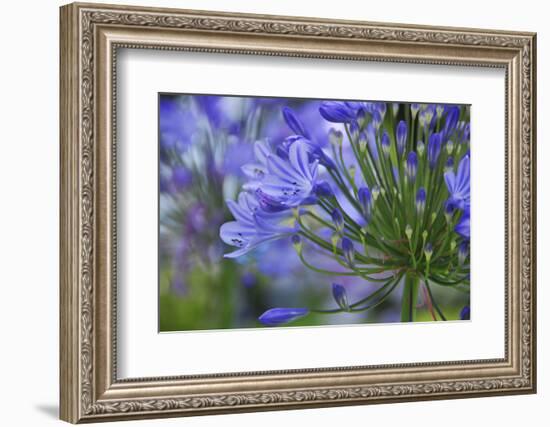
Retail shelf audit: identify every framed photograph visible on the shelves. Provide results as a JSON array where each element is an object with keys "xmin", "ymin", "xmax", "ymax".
[{"xmin": 60, "ymin": 2, "xmax": 537, "ymax": 423}]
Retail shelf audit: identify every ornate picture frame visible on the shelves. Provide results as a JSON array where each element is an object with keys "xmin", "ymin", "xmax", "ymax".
[{"xmin": 60, "ymin": 2, "xmax": 536, "ymax": 423}]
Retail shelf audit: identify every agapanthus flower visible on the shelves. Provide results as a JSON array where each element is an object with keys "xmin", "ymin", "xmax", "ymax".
[{"xmin": 218, "ymin": 99, "xmax": 471, "ymax": 326}]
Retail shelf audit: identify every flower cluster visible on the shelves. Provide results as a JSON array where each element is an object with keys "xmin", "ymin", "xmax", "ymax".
[{"xmin": 220, "ymin": 100, "xmax": 471, "ymax": 325}]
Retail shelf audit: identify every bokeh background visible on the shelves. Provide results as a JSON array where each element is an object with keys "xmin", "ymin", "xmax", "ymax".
[{"xmin": 158, "ymin": 94, "xmax": 469, "ymax": 331}]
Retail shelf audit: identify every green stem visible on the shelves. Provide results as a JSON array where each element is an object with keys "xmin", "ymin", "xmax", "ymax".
[{"xmin": 400, "ymin": 272, "xmax": 420, "ymax": 322}]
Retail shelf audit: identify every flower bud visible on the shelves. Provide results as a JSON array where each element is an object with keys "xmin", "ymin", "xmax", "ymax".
[
  {"xmin": 329, "ymin": 128, "xmax": 343, "ymax": 147},
  {"xmin": 411, "ymin": 103, "xmax": 420, "ymax": 119},
  {"xmin": 428, "ymin": 132, "xmax": 442, "ymax": 169},
  {"xmin": 396, "ymin": 120, "xmax": 408, "ymax": 156},
  {"xmin": 392, "ymin": 103, "xmax": 399, "ymax": 117},
  {"xmin": 292, "ymin": 234, "xmax": 303, "ymax": 254},
  {"xmin": 332, "ymin": 283, "xmax": 351, "ymax": 311},
  {"xmin": 349, "ymin": 120, "xmax": 360, "ymax": 141},
  {"xmin": 358, "ymin": 131, "xmax": 368, "ymax": 153},
  {"xmin": 258, "ymin": 307, "xmax": 309, "ymax": 326},
  {"xmin": 417, "ymin": 141, "xmax": 425, "ymax": 156},
  {"xmin": 446, "ymin": 139, "xmax": 454, "ymax": 155},
  {"xmin": 381, "ymin": 131, "xmax": 391, "ymax": 157},
  {"xmin": 416, "ymin": 187, "xmax": 426, "ymax": 215},
  {"xmin": 445, "ymin": 156, "xmax": 454, "ymax": 173},
  {"xmin": 372, "ymin": 185, "xmax": 380, "ymax": 201},
  {"xmin": 424, "ymin": 242, "xmax": 433, "ymax": 263},
  {"xmin": 358, "ymin": 186, "xmax": 372, "ymax": 219},
  {"xmin": 341, "ymin": 237, "xmax": 355, "ymax": 267},
  {"xmin": 436, "ymin": 104, "xmax": 444, "ymax": 119},
  {"xmin": 331, "ymin": 208, "xmax": 344, "ymax": 234},
  {"xmin": 406, "ymin": 151, "xmax": 418, "ymax": 182},
  {"xmin": 405, "ymin": 224, "xmax": 413, "ymax": 240},
  {"xmin": 458, "ymin": 241, "xmax": 469, "ymax": 265}
]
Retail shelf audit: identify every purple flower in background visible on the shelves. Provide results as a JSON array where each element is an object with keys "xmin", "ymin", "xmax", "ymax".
[{"xmin": 159, "ymin": 96, "xmax": 197, "ymax": 152}]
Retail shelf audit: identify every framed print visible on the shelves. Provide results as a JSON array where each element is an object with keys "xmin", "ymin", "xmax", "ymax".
[{"xmin": 59, "ymin": 2, "xmax": 537, "ymax": 423}]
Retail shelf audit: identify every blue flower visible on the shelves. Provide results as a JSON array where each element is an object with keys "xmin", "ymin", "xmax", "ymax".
[
  {"xmin": 444, "ymin": 154, "xmax": 470, "ymax": 211},
  {"xmin": 259, "ymin": 140, "xmax": 319, "ymax": 208},
  {"xmin": 319, "ymin": 101, "xmax": 356, "ymax": 123},
  {"xmin": 282, "ymin": 106, "xmax": 311, "ymax": 139},
  {"xmin": 241, "ymin": 140, "xmax": 273, "ymax": 190},
  {"xmin": 279, "ymin": 135, "xmax": 335, "ymax": 170},
  {"xmin": 332, "ymin": 283, "xmax": 350, "ymax": 311},
  {"xmin": 396, "ymin": 120, "xmax": 407, "ymax": 156},
  {"xmin": 258, "ymin": 307, "xmax": 309, "ymax": 326},
  {"xmin": 455, "ymin": 209, "xmax": 470, "ymax": 240},
  {"xmin": 220, "ymin": 192, "xmax": 297, "ymax": 258},
  {"xmin": 428, "ymin": 132, "xmax": 442, "ymax": 168}
]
